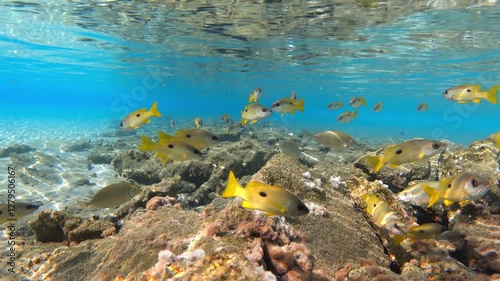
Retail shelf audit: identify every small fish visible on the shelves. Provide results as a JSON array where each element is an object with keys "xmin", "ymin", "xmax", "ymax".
[
  {"xmin": 172, "ymin": 129, "xmax": 219, "ymax": 150},
  {"xmin": 0, "ymin": 202, "xmax": 40, "ymax": 224},
  {"xmin": 337, "ymin": 110, "xmax": 358, "ymax": 123},
  {"xmin": 327, "ymin": 101, "xmax": 344, "ymax": 110},
  {"xmin": 364, "ymin": 139, "xmax": 447, "ymax": 173},
  {"xmin": 78, "ymin": 182, "xmax": 141, "ymax": 208},
  {"xmin": 395, "ymin": 223, "xmax": 447, "ymax": 245},
  {"xmin": 120, "ymin": 101, "xmax": 161, "ymax": 130},
  {"xmin": 278, "ymin": 139, "xmax": 301, "ymax": 159},
  {"xmin": 362, "ymin": 194, "xmax": 406, "ymax": 237},
  {"xmin": 194, "ymin": 117, "xmax": 203, "ymax": 128},
  {"xmin": 248, "ymin": 88, "xmax": 262, "ymax": 103},
  {"xmin": 443, "ymin": 84, "xmax": 498, "ymax": 104},
  {"xmin": 302, "ymin": 130, "xmax": 355, "ymax": 149},
  {"xmin": 422, "ymin": 172, "xmax": 490, "ymax": 207},
  {"xmin": 222, "ymin": 171, "xmax": 309, "ymax": 217},
  {"xmin": 220, "ymin": 114, "xmax": 231, "ymax": 123},
  {"xmin": 397, "ymin": 181, "xmax": 441, "ymax": 207},
  {"xmin": 241, "ymin": 103, "xmax": 272, "ymax": 126},
  {"xmin": 349, "ymin": 97, "xmax": 367, "ymax": 108},
  {"xmin": 170, "ymin": 119, "xmax": 175, "ymax": 127},
  {"xmin": 290, "ymin": 91, "xmax": 297, "ymax": 101},
  {"xmin": 226, "ymin": 122, "xmax": 244, "ymax": 136},
  {"xmin": 139, "ymin": 135, "xmax": 202, "ymax": 163},
  {"xmin": 417, "ymin": 103, "xmax": 428, "ymax": 112},
  {"xmin": 373, "ymin": 102, "xmax": 383, "ymax": 112},
  {"xmin": 271, "ymin": 97, "xmax": 305, "ymax": 116}
]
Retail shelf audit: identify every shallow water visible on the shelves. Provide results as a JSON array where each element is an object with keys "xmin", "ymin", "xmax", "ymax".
[{"xmin": 0, "ymin": 0, "xmax": 499, "ymax": 280}]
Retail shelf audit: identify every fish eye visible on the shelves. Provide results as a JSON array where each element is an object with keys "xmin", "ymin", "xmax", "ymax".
[
  {"xmin": 245, "ymin": 109, "xmax": 248, "ymax": 112},
  {"xmin": 212, "ymin": 136, "xmax": 219, "ymax": 141},
  {"xmin": 0, "ymin": 210, "xmax": 2, "ymax": 215},
  {"xmin": 136, "ymin": 113, "xmax": 141, "ymax": 117},
  {"xmin": 289, "ymin": 102, "xmax": 292, "ymax": 105},
  {"xmin": 466, "ymin": 89, "xmax": 471, "ymax": 92},
  {"xmin": 432, "ymin": 143, "xmax": 441, "ymax": 149},
  {"xmin": 419, "ymin": 230, "xmax": 425, "ymax": 233},
  {"xmin": 444, "ymin": 90, "xmax": 448, "ymax": 95},
  {"xmin": 394, "ymin": 223, "xmax": 401, "ymax": 230},
  {"xmin": 186, "ymin": 134, "xmax": 192, "ymax": 138},
  {"xmin": 259, "ymin": 192, "xmax": 267, "ymax": 197},
  {"xmin": 26, "ymin": 204, "xmax": 38, "ymax": 210},
  {"xmin": 339, "ymin": 117, "xmax": 343, "ymax": 120},
  {"xmin": 194, "ymin": 150, "xmax": 201, "ymax": 155},
  {"xmin": 168, "ymin": 144, "xmax": 174, "ymax": 149},
  {"xmin": 120, "ymin": 122, "xmax": 123, "ymax": 127},
  {"xmin": 471, "ymin": 179, "xmax": 478, "ymax": 187},
  {"xmin": 275, "ymin": 103, "xmax": 280, "ymax": 107},
  {"xmin": 262, "ymin": 108, "xmax": 268, "ymax": 112}
]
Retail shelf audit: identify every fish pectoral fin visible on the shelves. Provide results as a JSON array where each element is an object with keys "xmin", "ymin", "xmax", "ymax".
[
  {"xmin": 241, "ymin": 200, "xmax": 258, "ymax": 210},
  {"xmin": 443, "ymin": 200, "xmax": 455, "ymax": 206},
  {"xmin": 388, "ymin": 163, "xmax": 400, "ymax": 169},
  {"xmin": 422, "ymin": 185, "xmax": 441, "ymax": 207},
  {"xmin": 145, "ymin": 119, "xmax": 151, "ymax": 124},
  {"xmin": 393, "ymin": 234, "xmax": 406, "ymax": 246},
  {"xmin": 250, "ymin": 120, "xmax": 258, "ymax": 124},
  {"xmin": 457, "ymin": 100, "xmax": 467, "ymax": 104},
  {"xmin": 459, "ymin": 200, "xmax": 472, "ymax": 207},
  {"xmin": 472, "ymin": 99, "xmax": 481, "ymax": 104},
  {"xmin": 241, "ymin": 118, "xmax": 248, "ymax": 127}
]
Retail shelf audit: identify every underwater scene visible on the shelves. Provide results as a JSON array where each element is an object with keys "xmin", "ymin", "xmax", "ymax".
[{"xmin": 1, "ymin": 0, "xmax": 500, "ymax": 280}]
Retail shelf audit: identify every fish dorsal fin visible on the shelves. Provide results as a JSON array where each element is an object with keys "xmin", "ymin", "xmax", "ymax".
[{"xmin": 158, "ymin": 131, "xmax": 174, "ymax": 143}]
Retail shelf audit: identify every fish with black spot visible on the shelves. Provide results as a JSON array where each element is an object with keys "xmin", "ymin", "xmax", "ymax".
[
  {"xmin": 120, "ymin": 101, "xmax": 161, "ymax": 130},
  {"xmin": 361, "ymin": 193, "xmax": 406, "ymax": 243},
  {"xmin": 222, "ymin": 171, "xmax": 309, "ymax": 217},
  {"xmin": 363, "ymin": 139, "xmax": 447, "ymax": 173},
  {"xmin": 0, "ymin": 202, "xmax": 40, "ymax": 224},
  {"xmin": 139, "ymin": 133, "xmax": 202, "ymax": 163}
]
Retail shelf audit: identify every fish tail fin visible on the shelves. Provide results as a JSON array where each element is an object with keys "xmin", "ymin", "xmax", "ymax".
[
  {"xmin": 484, "ymin": 85, "xmax": 499, "ymax": 105},
  {"xmin": 222, "ymin": 171, "xmax": 243, "ymax": 198},
  {"xmin": 353, "ymin": 109, "xmax": 358, "ymax": 118},
  {"xmin": 296, "ymin": 99, "xmax": 305, "ymax": 113},
  {"xmin": 496, "ymin": 131, "xmax": 500, "ymax": 148},
  {"xmin": 422, "ymin": 185, "xmax": 441, "ymax": 208},
  {"xmin": 301, "ymin": 129, "xmax": 313, "ymax": 145},
  {"xmin": 393, "ymin": 234, "xmax": 406, "ymax": 246},
  {"xmin": 139, "ymin": 136, "xmax": 156, "ymax": 151},
  {"xmin": 77, "ymin": 201, "xmax": 90, "ymax": 208},
  {"xmin": 362, "ymin": 98, "xmax": 367, "ymax": 106},
  {"xmin": 149, "ymin": 101, "xmax": 162, "ymax": 117},
  {"xmin": 364, "ymin": 155, "xmax": 384, "ymax": 172}
]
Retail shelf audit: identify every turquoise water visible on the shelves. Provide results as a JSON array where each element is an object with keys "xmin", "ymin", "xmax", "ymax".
[{"xmin": 1, "ymin": 1, "xmax": 499, "ymax": 145}]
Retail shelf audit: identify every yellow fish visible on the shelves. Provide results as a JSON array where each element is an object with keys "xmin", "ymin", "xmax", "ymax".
[
  {"xmin": 78, "ymin": 182, "xmax": 141, "ymax": 208},
  {"xmin": 394, "ymin": 223, "xmax": 447, "ymax": 245},
  {"xmin": 241, "ymin": 103, "xmax": 272, "ymax": 126},
  {"xmin": 362, "ymin": 194, "xmax": 406, "ymax": 237},
  {"xmin": 443, "ymin": 84, "xmax": 499, "ymax": 104},
  {"xmin": 417, "ymin": 103, "xmax": 428, "ymax": 112},
  {"xmin": 120, "ymin": 101, "xmax": 161, "ymax": 130},
  {"xmin": 364, "ymin": 139, "xmax": 447, "ymax": 173},
  {"xmin": 139, "ymin": 135, "xmax": 202, "ymax": 163},
  {"xmin": 194, "ymin": 117, "xmax": 203, "ymax": 128},
  {"xmin": 396, "ymin": 181, "xmax": 441, "ymax": 208},
  {"xmin": 271, "ymin": 97, "xmax": 305, "ymax": 116},
  {"xmin": 422, "ymin": 172, "xmax": 490, "ymax": 207},
  {"xmin": 222, "ymin": 171, "xmax": 309, "ymax": 217},
  {"xmin": 171, "ymin": 129, "xmax": 219, "ymax": 150},
  {"xmin": 248, "ymin": 88, "xmax": 262, "ymax": 103},
  {"xmin": 0, "ymin": 202, "xmax": 40, "ymax": 224},
  {"xmin": 220, "ymin": 114, "xmax": 231, "ymax": 123},
  {"xmin": 349, "ymin": 97, "xmax": 367, "ymax": 108}
]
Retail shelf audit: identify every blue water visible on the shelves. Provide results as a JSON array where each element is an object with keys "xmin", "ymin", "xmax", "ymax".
[{"xmin": 1, "ymin": 2, "xmax": 499, "ymax": 145}]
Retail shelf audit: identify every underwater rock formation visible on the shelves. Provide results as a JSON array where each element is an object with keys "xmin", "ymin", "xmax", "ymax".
[
  {"xmin": 112, "ymin": 150, "xmax": 165, "ymax": 185},
  {"xmin": 0, "ymin": 144, "xmax": 36, "ymax": 157}
]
